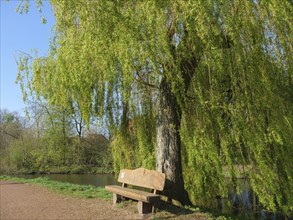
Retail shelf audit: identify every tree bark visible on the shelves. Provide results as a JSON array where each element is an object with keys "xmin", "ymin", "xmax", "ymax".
[{"xmin": 156, "ymin": 77, "xmax": 191, "ymax": 206}]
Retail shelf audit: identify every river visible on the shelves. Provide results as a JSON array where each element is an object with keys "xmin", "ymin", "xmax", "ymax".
[{"xmin": 17, "ymin": 173, "xmax": 118, "ymax": 187}]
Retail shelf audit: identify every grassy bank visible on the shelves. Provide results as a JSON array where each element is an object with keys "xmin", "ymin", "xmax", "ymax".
[{"xmin": 0, "ymin": 175, "xmax": 111, "ymax": 199}]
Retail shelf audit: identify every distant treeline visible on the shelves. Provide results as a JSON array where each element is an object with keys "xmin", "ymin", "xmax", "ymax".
[{"xmin": 0, "ymin": 104, "xmax": 113, "ymax": 174}]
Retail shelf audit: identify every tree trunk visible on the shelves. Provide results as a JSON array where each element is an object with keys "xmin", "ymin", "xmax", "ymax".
[{"xmin": 156, "ymin": 77, "xmax": 191, "ymax": 206}]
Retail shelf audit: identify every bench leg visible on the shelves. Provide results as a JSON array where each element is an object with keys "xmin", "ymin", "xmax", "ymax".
[
  {"xmin": 152, "ymin": 199, "xmax": 160, "ymax": 213},
  {"xmin": 113, "ymin": 193, "xmax": 122, "ymax": 205},
  {"xmin": 137, "ymin": 201, "xmax": 153, "ymax": 215}
]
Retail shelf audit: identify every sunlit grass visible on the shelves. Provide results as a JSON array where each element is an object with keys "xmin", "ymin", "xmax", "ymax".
[{"xmin": 0, "ymin": 175, "xmax": 111, "ymax": 199}]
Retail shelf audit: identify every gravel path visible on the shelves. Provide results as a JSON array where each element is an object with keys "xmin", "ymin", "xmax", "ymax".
[{"xmin": 0, "ymin": 181, "xmax": 140, "ymax": 220}]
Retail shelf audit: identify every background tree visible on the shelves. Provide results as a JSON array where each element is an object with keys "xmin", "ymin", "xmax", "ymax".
[
  {"xmin": 0, "ymin": 109, "xmax": 24, "ymax": 143},
  {"xmin": 0, "ymin": 109, "xmax": 24, "ymax": 171}
]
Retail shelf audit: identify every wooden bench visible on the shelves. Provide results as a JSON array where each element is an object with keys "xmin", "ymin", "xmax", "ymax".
[{"xmin": 105, "ymin": 168, "xmax": 165, "ymax": 215}]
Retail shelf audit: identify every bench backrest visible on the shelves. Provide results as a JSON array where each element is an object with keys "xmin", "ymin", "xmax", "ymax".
[{"xmin": 118, "ymin": 168, "xmax": 165, "ymax": 191}]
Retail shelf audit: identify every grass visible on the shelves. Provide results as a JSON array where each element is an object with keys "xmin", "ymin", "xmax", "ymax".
[{"xmin": 0, "ymin": 175, "xmax": 112, "ymax": 199}]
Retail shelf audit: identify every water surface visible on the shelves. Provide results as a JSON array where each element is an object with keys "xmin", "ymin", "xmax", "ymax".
[{"xmin": 17, "ymin": 173, "xmax": 117, "ymax": 187}]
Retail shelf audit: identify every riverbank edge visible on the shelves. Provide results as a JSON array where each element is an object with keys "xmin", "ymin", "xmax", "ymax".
[
  {"xmin": 0, "ymin": 175, "xmax": 112, "ymax": 199},
  {"xmin": 0, "ymin": 165, "xmax": 114, "ymax": 175}
]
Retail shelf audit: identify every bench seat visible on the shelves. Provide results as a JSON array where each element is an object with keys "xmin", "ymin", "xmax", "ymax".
[
  {"xmin": 105, "ymin": 168, "xmax": 165, "ymax": 215},
  {"xmin": 105, "ymin": 185, "xmax": 160, "ymax": 203}
]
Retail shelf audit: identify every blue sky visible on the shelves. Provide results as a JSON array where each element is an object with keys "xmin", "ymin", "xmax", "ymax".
[{"xmin": 0, "ymin": 0, "xmax": 55, "ymax": 114}]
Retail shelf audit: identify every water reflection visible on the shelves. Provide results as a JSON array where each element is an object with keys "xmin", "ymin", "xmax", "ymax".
[{"xmin": 217, "ymin": 178, "xmax": 286, "ymax": 220}]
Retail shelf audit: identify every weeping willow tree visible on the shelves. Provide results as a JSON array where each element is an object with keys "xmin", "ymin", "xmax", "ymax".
[{"xmin": 17, "ymin": 0, "xmax": 292, "ymax": 213}]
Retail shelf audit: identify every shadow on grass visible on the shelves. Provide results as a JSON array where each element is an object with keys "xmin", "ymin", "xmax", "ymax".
[
  {"xmin": 154, "ymin": 200, "xmax": 234, "ymax": 220},
  {"xmin": 158, "ymin": 200, "xmax": 193, "ymax": 215}
]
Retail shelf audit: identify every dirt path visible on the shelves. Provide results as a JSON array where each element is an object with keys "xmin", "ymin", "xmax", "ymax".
[
  {"xmin": 0, "ymin": 181, "xmax": 140, "ymax": 220},
  {"xmin": 0, "ymin": 181, "xmax": 212, "ymax": 220}
]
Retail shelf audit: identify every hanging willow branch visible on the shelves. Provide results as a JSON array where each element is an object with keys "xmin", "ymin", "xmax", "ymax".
[{"xmin": 16, "ymin": 0, "xmax": 293, "ymax": 215}]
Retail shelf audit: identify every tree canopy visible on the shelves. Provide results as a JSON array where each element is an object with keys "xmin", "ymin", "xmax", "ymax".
[{"xmin": 17, "ymin": 0, "xmax": 292, "ymax": 214}]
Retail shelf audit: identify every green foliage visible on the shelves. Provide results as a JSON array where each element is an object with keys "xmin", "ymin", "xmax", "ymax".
[
  {"xmin": 111, "ymin": 112, "xmax": 156, "ymax": 174},
  {"xmin": 1, "ymin": 133, "xmax": 113, "ymax": 174}
]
